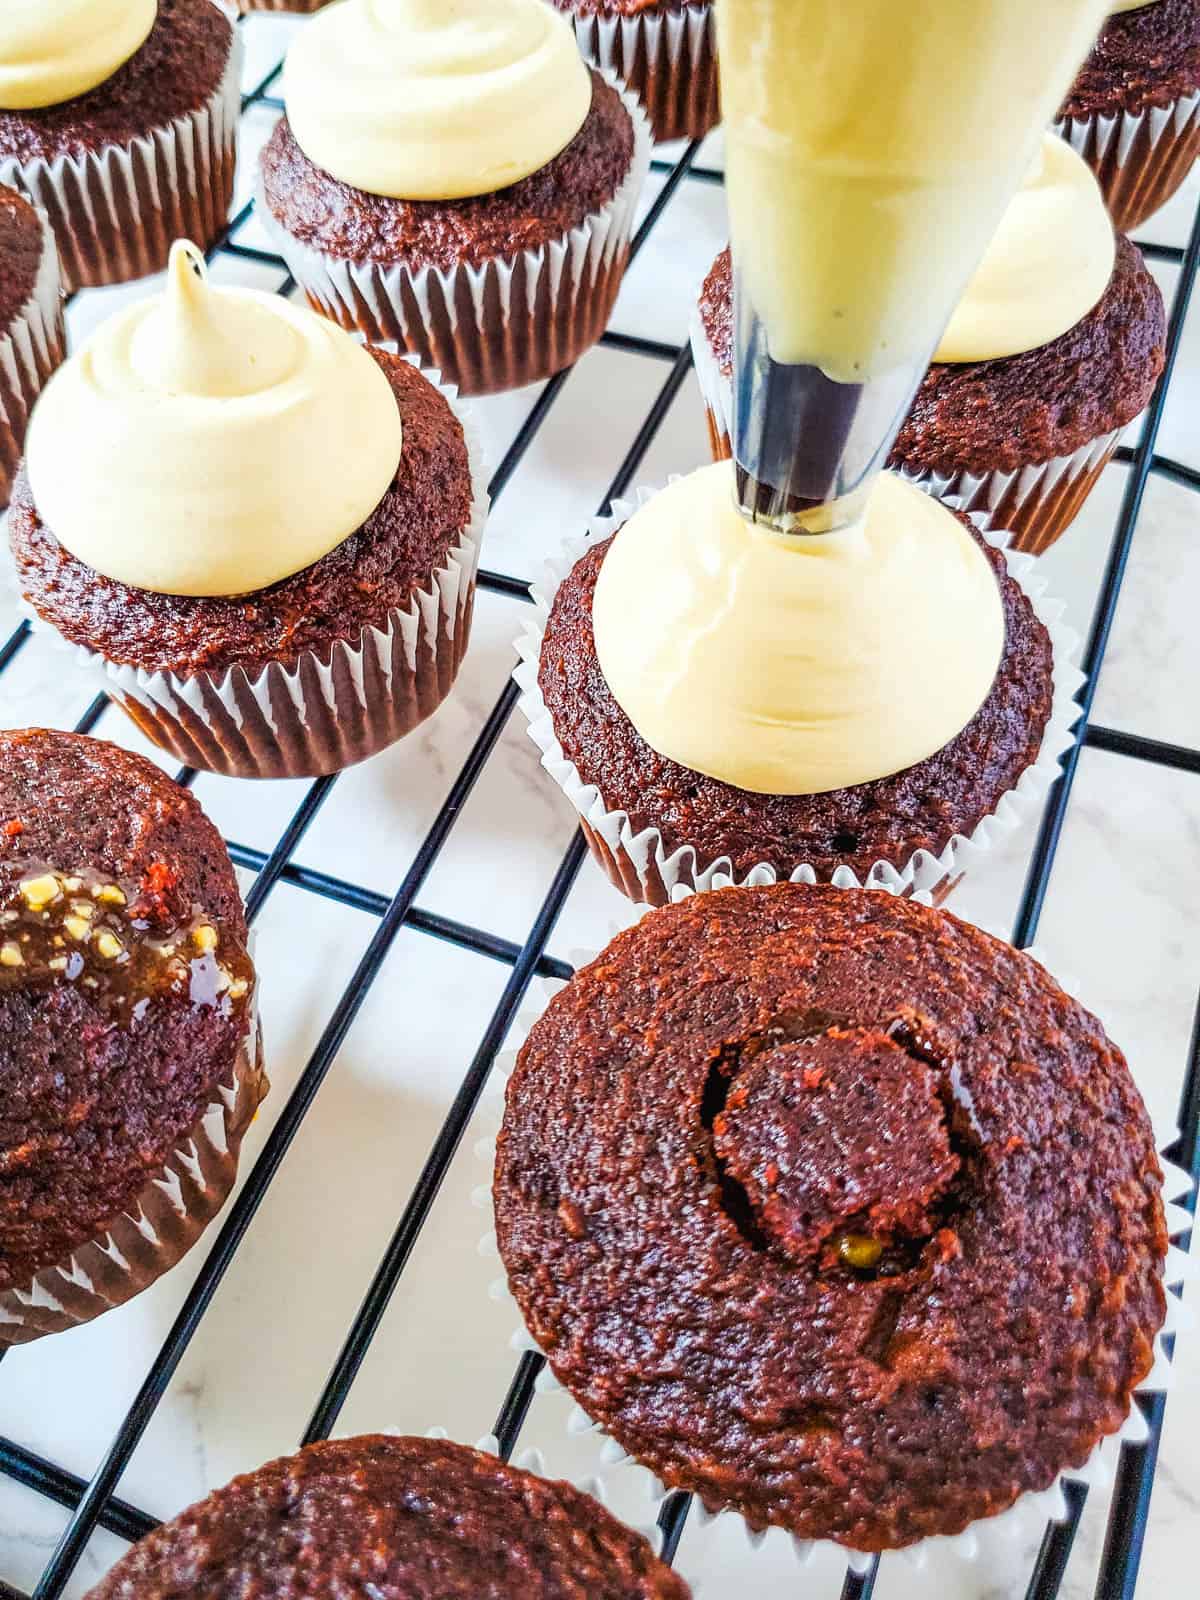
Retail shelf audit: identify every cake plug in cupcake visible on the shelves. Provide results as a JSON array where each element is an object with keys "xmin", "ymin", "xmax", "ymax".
[
  {"xmin": 0, "ymin": 727, "xmax": 266, "ymax": 1343},
  {"xmin": 84, "ymin": 1436, "xmax": 690, "ymax": 1599},
  {"xmin": 549, "ymin": 0, "xmax": 719, "ymax": 144},
  {"xmin": 258, "ymin": 0, "xmax": 651, "ymax": 395},
  {"xmin": 495, "ymin": 883, "xmax": 1172, "ymax": 1553},
  {"xmin": 692, "ymin": 135, "xmax": 1167, "ymax": 556},
  {"xmin": 1058, "ymin": 0, "xmax": 1200, "ymax": 231},
  {"xmin": 0, "ymin": 2, "xmax": 241, "ymax": 292},
  {"xmin": 9, "ymin": 241, "xmax": 488, "ymax": 780},
  {"xmin": 0, "ymin": 186, "xmax": 65, "ymax": 510}
]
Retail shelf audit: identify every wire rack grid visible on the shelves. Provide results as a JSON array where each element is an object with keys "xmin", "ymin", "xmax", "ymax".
[{"xmin": 0, "ymin": 14, "xmax": 1197, "ymax": 1600}]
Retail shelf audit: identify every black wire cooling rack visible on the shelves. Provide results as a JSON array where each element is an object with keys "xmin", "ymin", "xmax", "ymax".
[{"xmin": 0, "ymin": 18, "xmax": 1197, "ymax": 1600}]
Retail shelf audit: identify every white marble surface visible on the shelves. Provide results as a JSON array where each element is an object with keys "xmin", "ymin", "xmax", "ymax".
[{"xmin": 0, "ymin": 14, "xmax": 1197, "ymax": 1598}]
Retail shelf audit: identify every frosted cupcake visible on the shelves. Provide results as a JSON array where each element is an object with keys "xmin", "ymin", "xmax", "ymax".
[
  {"xmin": 0, "ymin": 1, "xmax": 240, "ymax": 291},
  {"xmin": 9, "ymin": 242, "xmax": 487, "ymax": 780},
  {"xmin": 693, "ymin": 137, "xmax": 1166, "ymax": 556},
  {"xmin": 258, "ymin": 0, "xmax": 651, "ymax": 395},
  {"xmin": 518, "ymin": 464, "xmax": 1077, "ymax": 904},
  {"xmin": 550, "ymin": 0, "xmax": 719, "ymax": 143},
  {"xmin": 0, "ymin": 187, "xmax": 65, "ymax": 511},
  {"xmin": 1058, "ymin": 0, "xmax": 1200, "ymax": 231}
]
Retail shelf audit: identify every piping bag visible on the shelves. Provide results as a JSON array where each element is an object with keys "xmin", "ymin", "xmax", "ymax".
[{"xmin": 716, "ymin": 0, "xmax": 1112, "ymax": 535}]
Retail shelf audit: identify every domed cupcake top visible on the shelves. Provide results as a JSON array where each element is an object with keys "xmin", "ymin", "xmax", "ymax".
[
  {"xmin": 284, "ymin": 0, "xmax": 592, "ymax": 200},
  {"xmin": 0, "ymin": 0, "xmax": 156, "ymax": 110},
  {"xmin": 25, "ymin": 240, "xmax": 404, "ymax": 597},
  {"xmin": 494, "ymin": 883, "xmax": 1169, "ymax": 1550},
  {"xmin": 589, "ymin": 464, "xmax": 1005, "ymax": 795},
  {"xmin": 933, "ymin": 134, "xmax": 1115, "ymax": 362}
]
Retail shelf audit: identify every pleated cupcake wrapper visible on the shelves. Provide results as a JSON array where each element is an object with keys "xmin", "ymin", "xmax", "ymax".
[
  {"xmin": 689, "ymin": 309, "xmax": 1129, "ymax": 558},
  {"xmin": 256, "ymin": 73, "xmax": 652, "ymax": 397},
  {"xmin": 569, "ymin": 2, "xmax": 719, "ymax": 145},
  {"xmin": 0, "ymin": 971, "xmax": 266, "ymax": 1346},
  {"xmin": 513, "ymin": 483, "xmax": 1083, "ymax": 908},
  {"xmin": 21, "ymin": 364, "xmax": 488, "ymax": 780},
  {"xmin": 0, "ymin": 2, "xmax": 241, "ymax": 293},
  {"xmin": 0, "ymin": 205, "xmax": 65, "ymax": 510},
  {"xmin": 238, "ymin": 0, "xmax": 329, "ymax": 11},
  {"xmin": 1056, "ymin": 89, "xmax": 1200, "ymax": 235},
  {"xmin": 470, "ymin": 950, "xmax": 1196, "ymax": 1579}
]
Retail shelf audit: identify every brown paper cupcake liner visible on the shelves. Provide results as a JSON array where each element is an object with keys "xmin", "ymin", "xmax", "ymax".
[
  {"xmin": 0, "ymin": 4, "xmax": 241, "ymax": 292},
  {"xmin": 238, "ymin": 0, "xmax": 330, "ymax": 11},
  {"xmin": 0, "ymin": 990, "xmax": 266, "ymax": 1346},
  {"xmin": 569, "ymin": 2, "xmax": 718, "ymax": 145},
  {"xmin": 40, "ymin": 371, "xmax": 488, "ymax": 780},
  {"xmin": 0, "ymin": 207, "xmax": 65, "ymax": 511},
  {"xmin": 1056, "ymin": 90, "xmax": 1200, "ymax": 234},
  {"xmin": 256, "ymin": 73, "xmax": 652, "ymax": 397},
  {"xmin": 689, "ymin": 307, "xmax": 1129, "ymax": 557},
  {"xmin": 514, "ymin": 486, "xmax": 1083, "ymax": 907}
]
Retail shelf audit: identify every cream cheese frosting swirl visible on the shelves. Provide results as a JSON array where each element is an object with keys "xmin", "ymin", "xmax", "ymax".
[
  {"xmin": 283, "ymin": 0, "xmax": 592, "ymax": 200},
  {"xmin": 590, "ymin": 465, "xmax": 1005, "ymax": 797},
  {"xmin": 0, "ymin": 0, "xmax": 156, "ymax": 111},
  {"xmin": 1108, "ymin": 1, "xmax": 1160, "ymax": 12},
  {"xmin": 26, "ymin": 241, "xmax": 404, "ymax": 598},
  {"xmin": 933, "ymin": 134, "xmax": 1115, "ymax": 363}
]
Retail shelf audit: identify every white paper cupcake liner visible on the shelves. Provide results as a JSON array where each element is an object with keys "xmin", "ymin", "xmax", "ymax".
[
  {"xmin": 569, "ymin": 2, "xmax": 719, "ymax": 144},
  {"xmin": 513, "ymin": 482, "xmax": 1083, "ymax": 907},
  {"xmin": 473, "ymin": 940, "xmax": 1196, "ymax": 1579},
  {"xmin": 0, "ymin": 1, "xmax": 241, "ymax": 292},
  {"xmin": 690, "ymin": 308, "xmax": 1129, "ymax": 557},
  {"xmin": 0, "ymin": 968, "xmax": 266, "ymax": 1345},
  {"xmin": 1056, "ymin": 89, "xmax": 1200, "ymax": 234},
  {"xmin": 20, "ymin": 363, "xmax": 489, "ymax": 780},
  {"xmin": 0, "ymin": 205, "xmax": 65, "ymax": 510},
  {"xmin": 256, "ymin": 73, "xmax": 652, "ymax": 397}
]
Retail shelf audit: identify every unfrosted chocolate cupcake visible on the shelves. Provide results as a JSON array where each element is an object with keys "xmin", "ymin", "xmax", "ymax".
[
  {"xmin": 0, "ymin": 728, "xmax": 265, "ymax": 1344},
  {"xmin": 1058, "ymin": 0, "xmax": 1200, "ymax": 231},
  {"xmin": 527, "ymin": 507, "xmax": 1056, "ymax": 904},
  {"xmin": 494, "ymin": 883, "xmax": 1169, "ymax": 1551},
  {"xmin": 0, "ymin": 186, "xmax": 64, "ymax": 510},
  {"xmin": 0, "ymin": 0, "xmax": 240, "ymax": 291},
  {"xmin": 85, "ymin": 1435, "xmax": 690, "ymax": 1600},
  {"xmin": 258, "ymin": 0, "xmax": 651, "ymax": 395},
  {"xmin": 550, "ymin": 0, "xmax": 719, "ymax": 143},
  {"xmin": 693, "ymin": 234, "xmax": 1166, "ymax": 556}
]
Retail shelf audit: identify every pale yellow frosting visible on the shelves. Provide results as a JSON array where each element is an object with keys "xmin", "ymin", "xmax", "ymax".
[
  {"xmin": 284, "ymin": 0, "xmax": 592, "ymax": 201},
  {"xmin": 1109, "ymin": 1, "xmax": 1160, "ymax": 13},
  {"xmin": 933, "ymin": 134, "xmax": 1115, "ymax": 363},
  {"xmin": 715, "ymin": 0, "xmax": 1111, "ymax": 381},
  {"xmin": 0, "ymin": 0, "xmax": 156, "ymax": 111},
  {"xmin": 590, "ymin": 466, "xmax": 1005, "ymax": 797},
  {"xmin": 26, "ymin": 242, "xmax": 404, "ymax": 598}
]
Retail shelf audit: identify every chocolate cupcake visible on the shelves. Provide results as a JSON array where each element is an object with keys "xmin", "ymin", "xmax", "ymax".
[
  {"xmin": 258, "ymin": 0, "xmax": 651, "ymax": 396},
  {"xmin": 85, "ymin": 1434, "xmax": 690, "ymax": 1599},
  {"xmin": 9, "ymin": 243, "xmax": 486, "ymax": 781},
  {"xmin": 517, "ymin": 467, "xmax": 1077, "ymax": 906},
  {"xmin": 0, "ymin": 0, "xmax": 240, "ymax": 292},
  {"xmin": 0, "ymin": 186, "xmax": 64, "ymax": 511},
  {"xmin": 494, "ymin": 883, "xmax": 1170, "ymax": 1552},
  {"xmin": 1058, "ymin": 0, "xmax": 1200, "ymax": 232},
  {"xmin": 694, "ymin": 140, "xmax": 1167, "ymax": 556},
  {"xmin": 239, "ymin": 0, "xmax": 332, "ymax": 11},
  {"xmin": 550, "ymin": 1, "xmax": 718, "ymax": 144},
  {"xmin": 0, "ymin": 727, "xmax": 265, "ymax": 1345}
]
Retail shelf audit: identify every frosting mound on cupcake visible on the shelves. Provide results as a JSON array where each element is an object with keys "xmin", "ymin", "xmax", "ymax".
[
  {"xmin": 25, "ymin": 240, "xmax": 403, "ymax": 597},
  {"xmin": 0, "ymin": 0, "xmax": 156, "ymax": 110},
  {"xmin": 590, "ymin": 463, "xmax": 1004, "ymax": 796},
  {"xmin": 933, "ymin": 135, "xmax": 1114, "ymax": 362},
  {"xmin": 284, "ymin": 0, "xmax": 592, "ymax": 200}
]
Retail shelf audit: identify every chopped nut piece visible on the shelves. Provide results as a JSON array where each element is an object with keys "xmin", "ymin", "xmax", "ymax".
[
  {"xmin": 193, "ymin": 924, "xmax": 219, "ymax": 954},
  {"xmin": 64, "ymin": 915, "xmax": 92, "ymax": 942},
  {"xmin": 837, "ymin": 1233, "xmax": 884, "ymax": 1271},
  {"xmin": 62, "ymin": 876, "xmax": 84, "ymax": 893},
  {"xmin": 94, "ymin": 884, "xmax": 126, "ymax": 906},
  {"xmin": 0, "ymin": 942, "xmax": 24, "ymax": 967},
  {"xmin": 93, "ymin": 930, "xmax": 124, "ymax": 961},
  {"xmin": 48, "ymin": 956, "xmax": 68, "ymax": 972},
  {"xmin": 19, "ymin": 873, "xmax": 61, "ymax": 911},
  {"xmin": 228, "ymin": 978, "xmax": 250, "ymax": 1000},
  {"xmin": 70, "ymin": 899, "xmax": 95, "ymax": 920}
]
